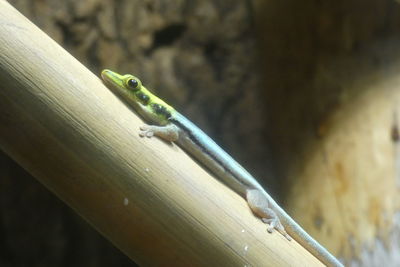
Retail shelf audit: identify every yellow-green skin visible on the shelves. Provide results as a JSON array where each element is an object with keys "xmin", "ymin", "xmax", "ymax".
[{"xmin": 101, "ymin": 69, "xmax": 174, "ymax": 126}]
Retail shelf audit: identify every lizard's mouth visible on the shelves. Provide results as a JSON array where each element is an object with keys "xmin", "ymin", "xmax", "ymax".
[
  {"xmin": 101, "ymin": 69, "xmax": 124, "ymax": 89},
  {"xmin": 101, "ymin": 69, "xmax": 135, "ymax": 108}
]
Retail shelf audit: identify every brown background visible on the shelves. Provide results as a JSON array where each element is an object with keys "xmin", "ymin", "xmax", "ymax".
[{"xmin": 2, "ymin": 0, "xmax": 400, "ymax": 266}]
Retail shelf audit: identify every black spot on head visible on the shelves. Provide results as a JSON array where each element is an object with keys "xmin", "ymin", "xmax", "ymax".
[
  {"xmin": 137, "ymin": 92, "xmax": 150, "ymax": 104},
  {"xmin": 152, "ymin": 103, "xmax": 162, "ymax": 113},
  {"xmin": 152, "ymin": 103, "xmax": 171, "ymax": 118},
  {"xmin": 164, "ymin": 110, "xmax": 171, "ymax": 119}
]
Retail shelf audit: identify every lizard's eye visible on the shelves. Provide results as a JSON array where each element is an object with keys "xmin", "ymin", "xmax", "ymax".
[{"xmin": 126, "ymin": 78, "xmax": 139, "ymax": 90}]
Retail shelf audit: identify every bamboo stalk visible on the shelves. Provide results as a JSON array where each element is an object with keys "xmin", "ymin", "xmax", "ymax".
[{"xmin": 0, "ymin": 1, "xmax": 323, "ymax": 266}]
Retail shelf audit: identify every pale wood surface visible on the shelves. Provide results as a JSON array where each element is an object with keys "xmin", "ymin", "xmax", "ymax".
[{"xmin": 0, "ymin": 1, "xmax": 323, "ymax": 266}]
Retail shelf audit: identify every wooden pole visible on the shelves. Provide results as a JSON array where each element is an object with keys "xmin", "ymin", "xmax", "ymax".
[{"xmin": 0, "ymin": 1, "xmax": 323, "ymax": 266}]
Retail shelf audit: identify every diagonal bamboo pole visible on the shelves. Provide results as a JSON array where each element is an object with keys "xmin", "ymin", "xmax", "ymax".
[{"xmin": 0, "ymin": 1, "xmax": 323, "ymax": 266}]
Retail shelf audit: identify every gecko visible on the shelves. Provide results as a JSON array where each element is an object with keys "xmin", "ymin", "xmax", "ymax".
[{"xmin": 101, "ymin": 69, "xmax": 343, "ymax": 267}]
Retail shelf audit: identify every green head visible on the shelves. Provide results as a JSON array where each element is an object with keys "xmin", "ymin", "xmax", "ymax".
[{"xmin": 101, "ymin": 69, "xmax": 175, "ymax": 125}]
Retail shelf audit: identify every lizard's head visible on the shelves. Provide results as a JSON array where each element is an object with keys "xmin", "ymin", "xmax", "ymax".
[
  {"xmin": 101, "ymin": 69, "xmax": 143, "ymax": 101},
  {"xmin": 101, "ymin": 69, "xmax": 174, "ymax": 125}
]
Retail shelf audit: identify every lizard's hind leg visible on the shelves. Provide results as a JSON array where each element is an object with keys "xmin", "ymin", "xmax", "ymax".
[{"xmin": 246, "ymin": 189, "xmax": 291, "ymax": 241}]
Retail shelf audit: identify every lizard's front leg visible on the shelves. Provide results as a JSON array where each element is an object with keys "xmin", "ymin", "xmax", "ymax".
[
  {"xmin": 246, "ymin": 189, "xmax": 292, "ymax": 241},
  {"xmin": 139, "ymin": 124, "xmax": 180, "ymax": 142}
]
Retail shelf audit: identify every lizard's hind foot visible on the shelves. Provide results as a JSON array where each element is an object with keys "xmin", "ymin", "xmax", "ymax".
[{"xmin": 246, "ymin": 189, "xmax": 292, "ymax": 241}]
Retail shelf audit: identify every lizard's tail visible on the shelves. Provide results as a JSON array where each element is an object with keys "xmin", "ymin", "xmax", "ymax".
[{"xmin": 266, "ymin": 193, "xmax": 344, "ymax": 267}]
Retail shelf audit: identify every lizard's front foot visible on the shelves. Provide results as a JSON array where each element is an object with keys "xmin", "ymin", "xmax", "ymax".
[
  {"xmin": 139, "ymin": 124, "xmax": 179, "ymax": 142},
  {"xmin": 139, "ymin": 125, "xmax": 155, "ymax": 138}
]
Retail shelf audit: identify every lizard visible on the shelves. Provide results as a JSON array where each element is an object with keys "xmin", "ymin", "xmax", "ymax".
[{"xmin": 101, "ymin": 69, "xmax": 343, "ymax": 267}]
